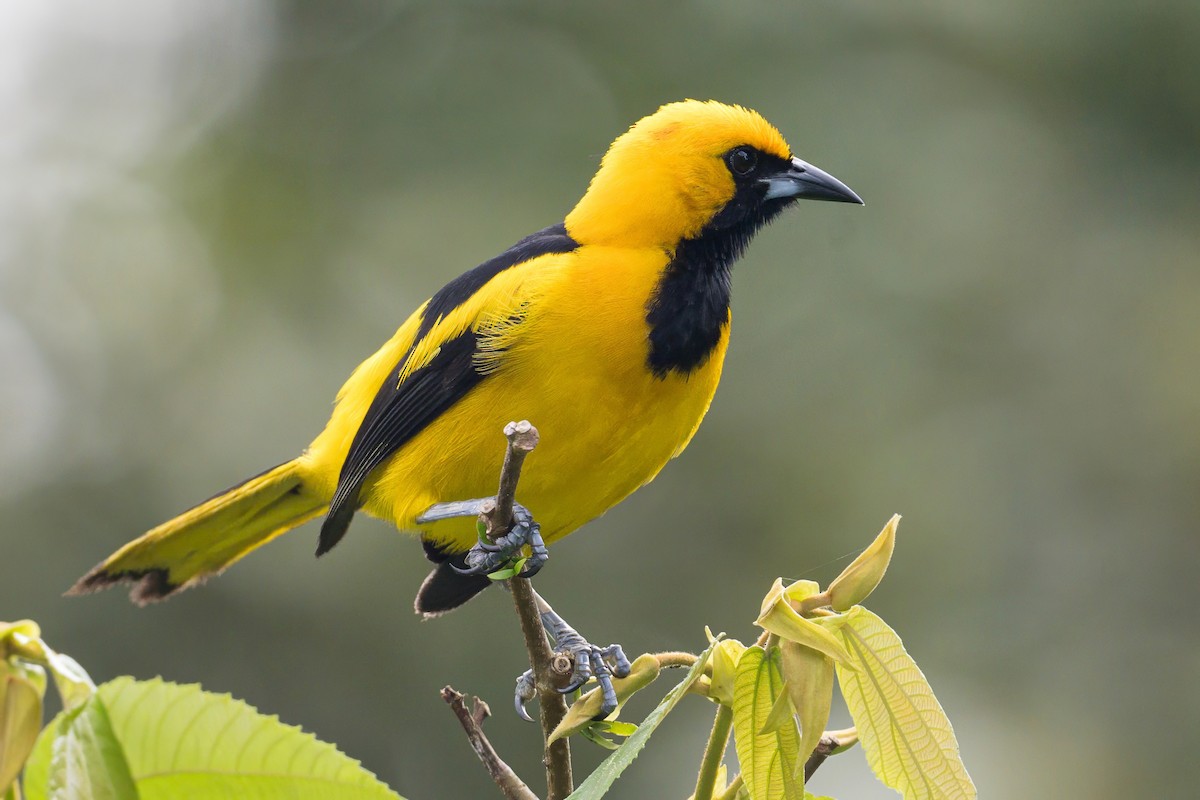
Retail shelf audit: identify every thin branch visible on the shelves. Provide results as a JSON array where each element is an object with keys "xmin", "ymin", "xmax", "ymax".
[
  {"xmin": 481, "ymin": 420, "xmax": 540, "ymax": 537},
  {"xmin": 481, "ymin": 421, "xmax": 574, "ymax": 800},
  {"xmin": 693, "ymin": 703, "xmax": 734, "ymax": 800},
  {"xmin": 441, "ymin": 686, "xmax": 539, "ymax": 800},
  {"xmin": 510, "ymin": 578, "xmax": 573, "ymax": 800},
  {"xmin": 654, "ymin": 651, "xmax": 699, "ymax": 670},
  {"xmin": 804, "ymin": 730, "xmax": 853, "ymax": 781}
]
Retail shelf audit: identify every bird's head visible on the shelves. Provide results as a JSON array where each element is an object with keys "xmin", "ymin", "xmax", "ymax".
[{"xmin": 566, "ymin": 99, "xmax": 862, "ymax": 250}]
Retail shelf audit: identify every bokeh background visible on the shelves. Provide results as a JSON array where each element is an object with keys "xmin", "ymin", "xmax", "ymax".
[{"xmin": 3, "ymin": 1, "xmax": 1198, "ymax": 797}]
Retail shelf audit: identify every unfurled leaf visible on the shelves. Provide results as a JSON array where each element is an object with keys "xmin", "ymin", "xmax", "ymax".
[
  {"xmin": 549, "ymin": 653, "xmax": 661, "ymax": 742},
  {"xmin": 566, "ymin": 639, "xmax": 717, "ymax": 800},
  {"xmin": 732, "ymin": 647, "xmax": 802, "ymax": 800},
  {"xmin": 828, "ymin": 515, "xmax": 898, "ymax": 612},
  {"xmin": 755, "ymin": 596, "xmax": 854, "ymax": 667},
  {"xmin": 34, "ymin": 695, "xmax": 137, "ymax": 800},
  {"xmin": 834, "ymin": 607, "xmax": 975, "ymax": 799},
  {"xmin": 779, "ymin": 641, "xmax": 834, "ymax": 772},
  {"xmin": 26, "ymin": 678, "xmax": 402, "ymax": 800},
  {"xmin": 42, "ymin": 652, "xmax": 94, "ymax": 712}
]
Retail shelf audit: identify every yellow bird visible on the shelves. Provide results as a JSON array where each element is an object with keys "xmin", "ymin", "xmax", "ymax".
[{"xmin": 72, "ymin": 99, "xmax": 861, "ymax": 712}]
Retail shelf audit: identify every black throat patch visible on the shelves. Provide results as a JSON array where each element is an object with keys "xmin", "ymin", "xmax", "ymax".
[{"xmin": 645, "ymin": 201, "xmax": 788, "ymax": 378}]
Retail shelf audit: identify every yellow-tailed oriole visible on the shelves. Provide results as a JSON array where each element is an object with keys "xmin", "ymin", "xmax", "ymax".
[{"xmin": 72, "ymin": 100, "xmax": 862, "ymax": 714}]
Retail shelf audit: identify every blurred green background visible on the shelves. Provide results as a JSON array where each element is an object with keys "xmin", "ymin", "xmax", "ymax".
[{"xmin": 3, "ymin": 1, "xmax": 1198, "ymax": 797}]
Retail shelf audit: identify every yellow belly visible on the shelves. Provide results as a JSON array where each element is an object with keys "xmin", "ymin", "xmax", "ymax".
[{"xmin": 305, "ymin": 245, "xmax": 729, "ymax": 553}]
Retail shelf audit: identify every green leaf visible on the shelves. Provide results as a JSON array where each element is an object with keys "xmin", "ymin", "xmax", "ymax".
[
  {"xmin": 29, "ymin": 678, "xmax": 402, "ymax": 800},
  {"xmin": 566, "ymin": 639, "xmax": 717, "ymax": 799},
  {"xmin": 21, "ymin": 714, "xmax": 52, "ymax": 800},
  {"xmin": 580, "ymin": 726, "xmax": 620, "ymax": 750},
  {"xmin": 28, "ymin": 695, "xmax": 137, "ymax": 800},
  {"xmin": 42, "ymin": 652, "xmax": 94, "ymax": 713},
  {"xmin": 757, "ymin": 682, "xmax": 795, "ymax": 735},
  {"xmin": 488, "ymin": 555, "xmax": 531, "ymax": 580},
  {"xmin": 834, "ymin": 607, "xmax": 975, "ymax": 799},
  {"xmin": 579, "ymin": 719, "xmax": 638, "ymax": 751},
  {"xmin": 731, "ymin": 647, "xmax": 802, "ymax": 800},
  {"xmin": 779, "ymin": 641, "xmax": 834, "ymax": 771},
  {"xmin": 594, "ymin": 720, "xmax": 638, "ymax": 737}
]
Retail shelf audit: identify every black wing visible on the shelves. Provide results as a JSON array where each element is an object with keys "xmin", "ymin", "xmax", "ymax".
[{"xmin": 315, "ymin": 223, "xmax": 578, "ymax": 555}]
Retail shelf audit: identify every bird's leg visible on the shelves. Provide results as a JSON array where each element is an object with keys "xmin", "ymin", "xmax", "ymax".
[
  {"xmin": 514, "ymin": 589, "xmax": 631, "ymax": 722},
  {"xmin": 416, "ymin": 499, "xmax": 548, "ymax": 578}
]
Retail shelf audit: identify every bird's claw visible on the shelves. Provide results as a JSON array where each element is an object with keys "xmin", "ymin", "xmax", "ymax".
[
  {"xmin": 511, "ymin": 640, "xmax": 631, "ymax": 722},
  {"xmin": 560, "ymin": 641, "xmax": 632, "ymax": 718},
  {"xmin": 416, "ymin": 499, "xmax": 549, "ymax": 578},
  {"xmin": 514, "ymin": 670, "xmax": 537, "ymax": 722},
  {"xmin": 513, "ymin": 606, "xmax": 632, "ymax": 721}
]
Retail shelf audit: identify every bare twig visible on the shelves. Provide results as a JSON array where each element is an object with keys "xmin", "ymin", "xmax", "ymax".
[
  {"xmin": 510, "ymin": 578, "xmax": 573, "ymax": 800},
  {"xmin": 804, "ymin": 730, "xmax": 850, "ymax": 781},
  {"xmin": 482, "ymin": 421, "xmax": 574, "ymax": 800},
  {"xmin": 479, "ymin": 420, "xmax": 540, "ymax": 539},
  {"xmin": 441, "ymin": 686, "xmax": 538, "ymax": 800}
]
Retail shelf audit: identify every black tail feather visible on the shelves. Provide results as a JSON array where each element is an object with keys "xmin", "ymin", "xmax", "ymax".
[
  {"xmin": 316, "ymin": 503, "xmax": 355, "ymax": 557},
  {"xmin": 414, "ymin": 560, "xmax": 491, "ymax": 617}
]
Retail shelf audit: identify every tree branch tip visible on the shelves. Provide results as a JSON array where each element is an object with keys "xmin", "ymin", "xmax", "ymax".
[
  {"xmin": 504, "ymin": 420, "xmax": 540, "ymax": 451},
  {"xmin": 550, "ymin": 653, "xmax": 574, "ymax": 677},
  {"xmin": 443, "ymin": 683, "xmax": 539, "ymax": 800},
  {"xmin": 803, "ymin": 729, "xmax": 857, "ymax": 782},
  {"xmin": 471, "ymin": 696, "xmax": 492, "ymax": 726}
]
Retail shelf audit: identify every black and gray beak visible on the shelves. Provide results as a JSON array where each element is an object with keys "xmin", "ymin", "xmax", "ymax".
[{"xmin": 762, "ymin": 157, "xmax": 863, "ymax": 205}]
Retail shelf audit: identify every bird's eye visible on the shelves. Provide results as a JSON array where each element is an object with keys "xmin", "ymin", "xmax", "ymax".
[{"xmin": 727, "ymin": 147, "xmax": 758, "ymax": 176}]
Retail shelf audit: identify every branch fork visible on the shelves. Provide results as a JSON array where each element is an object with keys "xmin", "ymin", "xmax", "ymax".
[{"xmin": 442, "ymin": 421, "xmax": 574, "ymax": 800}]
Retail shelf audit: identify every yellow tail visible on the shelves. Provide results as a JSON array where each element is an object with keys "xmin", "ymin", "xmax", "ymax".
[{"xmin": 69, "ymin": 459, "xmax": 325, "ymax": 605}]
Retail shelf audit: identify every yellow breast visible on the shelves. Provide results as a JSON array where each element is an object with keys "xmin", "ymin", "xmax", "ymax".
[{"xmin": 330, "ymin": 245, "xmax": 729, "ymax": 553}]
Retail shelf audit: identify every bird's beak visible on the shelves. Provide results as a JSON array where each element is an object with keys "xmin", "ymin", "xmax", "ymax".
[{"xmin": 762, "ymin": 157, "xmax": 864, "ymax": 205}]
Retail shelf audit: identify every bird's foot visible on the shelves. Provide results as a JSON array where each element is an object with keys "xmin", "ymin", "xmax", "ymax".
[
  {"xmin": 416, "ymin": 499, "xmax": 548, "ymax": 578},
  {"xmin": 514, "ymin": 608, "xmax": 631, "ymax": 722}
]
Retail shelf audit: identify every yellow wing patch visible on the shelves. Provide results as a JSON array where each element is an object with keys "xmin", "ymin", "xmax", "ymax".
[{"xmin": 396, "ymin": 252, "xmax": 568, "ymax": 384}]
